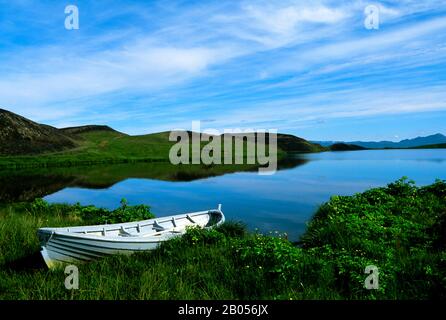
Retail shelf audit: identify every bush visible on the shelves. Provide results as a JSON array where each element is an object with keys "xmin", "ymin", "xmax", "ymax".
[
  {"xmin": 300, "ymin": 178, "xmax": 446, "ymax": 299},
  {"xmin": 27, "ymin": 198, "xmax": 154, "ymax": 225},
  {"xmin": 216, "ymin": 221, "xmax": 247, "ymax": 238},
  {"xmin": 181, "ymin": 226, "xmax": 226, "ymax": 245},
  {"xmin": 232, "ymin": 233, "xmax": 302, "ymax": 281},
  {"xmin": 92, "ymin": 198, "xmax": 155, "ymax": 224}
]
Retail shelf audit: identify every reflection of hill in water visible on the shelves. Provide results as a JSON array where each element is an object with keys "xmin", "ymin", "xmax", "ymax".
[{"xmin": 0, "ymin": 158, "xmax": 308, "ymax": 202}]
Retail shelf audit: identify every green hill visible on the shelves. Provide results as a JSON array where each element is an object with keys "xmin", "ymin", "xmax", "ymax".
[
  {"xmin": 275, "ymin": 133, "xmax": 326, "ymax": 152},
  {"xmin": 0, "ymin": 109, "xmax": 77, "ymax": 155},
  {"xmin": 59, "ymin": 125, "xmax": 124, "ymax": 136},
  {"xmin": 221, "ymin": 132, "xmax": 326, "ymax": 153},
  {"xmin": 0, "ymin": 109, "xmax": 326, "ymax": 169}
]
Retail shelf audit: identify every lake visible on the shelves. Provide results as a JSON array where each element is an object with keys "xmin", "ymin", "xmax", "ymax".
[{"xmin": 3, "ymin": 149, "xmax": 446, "ymax": 240}]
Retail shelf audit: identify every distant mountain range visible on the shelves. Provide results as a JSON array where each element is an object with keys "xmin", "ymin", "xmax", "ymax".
[{"xmin": 312, "ymin": 133, "xmax": 446, "ymax": 149}]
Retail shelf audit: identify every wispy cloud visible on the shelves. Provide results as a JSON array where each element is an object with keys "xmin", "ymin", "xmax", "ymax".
[{"xmin": 0, "ymin": 0, "xmax": 445, "ymax": 140}]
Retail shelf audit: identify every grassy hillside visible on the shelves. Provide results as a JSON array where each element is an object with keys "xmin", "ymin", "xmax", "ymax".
[
  {"xmin": 275, "ymin": 133, "xmax": 327, "ymax": 153},
  {"xmin": 0, "ymin": 130, "xmax": 281, "ymax": 169},
  {"xmin": 222, "ymin": 132, "xmax": 326, "ymax": 153},
  {"xmin": 59, "ymin": 125, "xmax": 124, "ymax": 136},
  {"xmin": 0, "ymin": 130, "xmax": 175, "ymax": 169},
  {"xmin": 71, "ymin": 130, "xmax": 175, "ymax": 160},
  {"xmin": 0, "ymin": 109, "xmax": 77, "ymax": 155},
  {"xmin": 0, "ymin": 109, "xmax": 325, "ymax": 170}
]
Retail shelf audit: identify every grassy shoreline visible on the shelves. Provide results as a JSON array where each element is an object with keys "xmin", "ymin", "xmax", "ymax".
[
  {"xmin": 0, "ymin": 178, "xmax": 445, "ymax": 300},
  {"xmin": 0, "ymin": 155, "xmax": 168, "ymax": 170}
]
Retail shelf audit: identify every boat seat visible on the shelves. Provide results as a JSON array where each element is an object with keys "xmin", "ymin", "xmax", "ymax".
[
  {"xmin": 153, "ymin": 221, "xmax": 166, "ymax": 232},
  {"xmin": 119, "ymin": 227, "xmax": 136, "ymax": 237},
  {"xmin": 119, "ymin": 223, "xmax": 166, "ymax": 237},
  {"xmin": 186, "ymin": 215, "xmax": 196, "ymax": 224}
]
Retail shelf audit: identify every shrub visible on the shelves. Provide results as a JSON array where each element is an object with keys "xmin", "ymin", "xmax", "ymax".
[
  {"xmin": 216, "ymin": 221, "xmax": 247, "ymax": 238},
  {"xmin": 27, "ymin": 198, "xmax": 154, "ymax": 225},
  {"xmin": 300, "ymin": 178, "xmax": 446, "ymax": 299},
  {"xmin": 92, "ymin": 198, "xmax": 154, "ymax": 224},
  {"xmin": 232, "ymin": 233, "xmax": 302, "ymax": 281}
]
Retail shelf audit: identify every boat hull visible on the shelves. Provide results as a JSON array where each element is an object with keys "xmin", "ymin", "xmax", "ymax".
[
  {"xmin": 38, "ymin": 206, "xmax": 224, "ymax": 268},
  {"xmin": 40, "ymin": 232, "xmax": 178, "ymax": 268}
]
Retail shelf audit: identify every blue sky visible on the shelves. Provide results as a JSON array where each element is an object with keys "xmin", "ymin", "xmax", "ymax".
[{"xmin": 0, "ymin": 0, "xmax": 445, "ymax": 141}]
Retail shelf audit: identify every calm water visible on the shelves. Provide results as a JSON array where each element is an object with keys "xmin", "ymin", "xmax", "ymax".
[{"xmin": 38, "ymin": 149, "xmax": 446, "ymax": 241}]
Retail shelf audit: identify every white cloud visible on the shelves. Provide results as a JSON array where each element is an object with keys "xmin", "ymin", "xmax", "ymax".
[
  {"xmin": 0, "ymin": 0, "xmax": 445, "ymax": 132},
  {"xmin": 210, "ymin": 1, "xmax": 351, "ymax": 49},
  {"xmin": 0, "ymin": 42, "xmax": 225, "ymax": 120},
  {"xmin": 243, "ymin": 3, "xmax": 348, "ymax": 34}
]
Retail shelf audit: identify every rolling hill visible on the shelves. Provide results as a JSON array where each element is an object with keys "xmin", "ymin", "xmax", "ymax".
[
  {"xmin": 0, "ymin": 109, "xmax": 324, "ymax": 169},
  {"xmin": 0, "ymin": 108, "xmax": 77, "ymax": 155},
  {"xmin": 60, "ymin": 125, "xmax": 124, "ymax": 136},
  {"xmin": 222, "ymin": 132, "xmax": 326, "ymax": 153},
  {"xmin": 273, "ymin": 133, "xmax": 326, "ymax": 153}
]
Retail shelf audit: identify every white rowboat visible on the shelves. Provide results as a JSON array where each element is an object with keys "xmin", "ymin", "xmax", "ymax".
[{"xmin": 37, "ymin": 204, "xmax": 225, "ymax": 269}]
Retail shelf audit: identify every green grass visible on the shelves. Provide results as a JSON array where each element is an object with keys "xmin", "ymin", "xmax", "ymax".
[
  {"xmin": 0, "ymin": 131, "xmax": 172, "ymax": 170},
  {"xmin": 1, "ymin": 178, "xmax": 445, "ymax": 300},
  {"xmin": 0, "ymin": 130, "xmax": 286, "ymax": 170}
]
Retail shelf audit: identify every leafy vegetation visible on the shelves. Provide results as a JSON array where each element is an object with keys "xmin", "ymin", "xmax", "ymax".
[
  {"xmin": 300, "ymin": 177, "xmax": 446, "ymax": 299},
  {"xmin": 29, "ymin": 197, "xmax": 154, "ymax": 225},
  {"xmin": 0, "ymin": 178, "xmax": 445, "ymax": 299}
]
